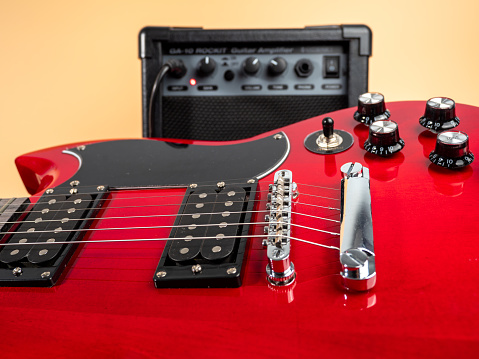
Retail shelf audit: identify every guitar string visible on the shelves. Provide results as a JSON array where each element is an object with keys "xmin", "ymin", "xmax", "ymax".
[
  {"xmin": 12, "ymin": 177, "xmax": 340, "ymax": 199},
  {"xmin": 0, "ymin": 208, "xmax": 340, "ymax": 226},
  {"xmin": 0, "ymin": 234, "xmax": 340, "ymax": 251},
  {"xmin": 0, "ymin": 220, "xmax": 340, "ymax": 237},
  {"xmin": 0, "ymin": 198, "xmax": 341, "ymax": 217},
  {"xmin": 0, "ymin": 187, "xmax": 340, "ymax": 212}
]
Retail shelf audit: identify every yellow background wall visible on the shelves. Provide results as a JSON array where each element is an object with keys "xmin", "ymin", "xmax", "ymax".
[{"xmin": 1, "ymin": 0, "xmax": 478, "ymax": 198}]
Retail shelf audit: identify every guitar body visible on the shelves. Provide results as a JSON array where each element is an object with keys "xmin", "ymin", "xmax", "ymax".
[{"xmin": 1, "ymin": 101, "xmax": 478, "ymax": 358}]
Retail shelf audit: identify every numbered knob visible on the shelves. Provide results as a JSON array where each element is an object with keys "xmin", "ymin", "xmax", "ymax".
[
  {"xmin": 419, "ymin": 97, "xmax": 460, "ymax": 133},
  {"xmin": 268, "ymin": 57, "xmax": 287, "ymax": 76},
  {"xmin": 243, "ymin": 57, "xmax": 261, "ymax": 75},
  {"xmin": 429, "ymin": 131, "xmax": 474, "ymax": 168},
  {"xmin": 364, "ymin": 120, "xmax": 405, "ymax": 157},
  {"xmin": 197, "ymin": 56, "xmax": 216, "ymax": 76},
  {"xmin": 354, "ymin": 92, "xmax": 390, "ymax": 125}
]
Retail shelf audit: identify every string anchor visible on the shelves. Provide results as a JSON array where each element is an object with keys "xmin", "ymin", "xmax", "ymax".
[{"xmin": 339, "ymin": 162, "xmax": 376, "ymax": 291}]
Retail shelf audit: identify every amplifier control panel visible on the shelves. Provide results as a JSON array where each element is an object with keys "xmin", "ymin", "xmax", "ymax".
[{"xmin": 162, "ymin": 45, "xmax": 348, "ymax": 97}]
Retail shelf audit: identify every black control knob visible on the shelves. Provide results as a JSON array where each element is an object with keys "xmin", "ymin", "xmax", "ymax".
[
  {"xmin": 429, "ymin": 131, "xmax": 474, "ymax": 168},
  {"xmin": 419, "ymin": 97, "xmax": 460, "ymax": 133},
  {"xmin": 364, "ymin": 120, "xmax": 405, "ymax": 157},
  {"xmin": 243, "ymin": 57, "xmax": 261, "ymax": 75},
  {"xmin": 354, "ymin": 92, "xmax": 390, "ymax": 125},
  {"xmin": 268, "ymin": 57, "xmax": 287, "ymax": 76},
  {"xmin": 197, "ymin": 57, "xmax": 216, "ymax": 76}
]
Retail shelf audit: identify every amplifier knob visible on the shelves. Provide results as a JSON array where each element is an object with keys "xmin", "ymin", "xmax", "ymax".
[
  {"xmin": 197, "ymin": 56, "xmax": 216, "ymax": 76},
  {"xmin": 419, "ymin": 97, "xmax": 460, "ymax": 133},
  {"xmin": 429, "ymin": 131, "xmax": 474, "ymax": 168},
  {"xmin": 354, "ymin": 92, "xmax": 391, "ymax": 126},
  {"xmin": 268, "ymin": 57, "xmax": 287, "ymax": 76},
  {"xmin": 364, "ymin": 120, "xmax": 405, "ymax": 157},
  {"xmin": 243, "ymin": 57, "xmax": 261, "ymax": 75}
]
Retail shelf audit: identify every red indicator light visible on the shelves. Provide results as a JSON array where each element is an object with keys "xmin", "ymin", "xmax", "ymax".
[{"xmin": 190, "ymin": 78, "xmax": 197, "ymax": 86}]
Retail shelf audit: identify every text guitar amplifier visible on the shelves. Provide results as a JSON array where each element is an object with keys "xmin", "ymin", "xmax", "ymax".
[{"xmin": 139, "ymin": 25, "xmax": 371, "ymax": 141}]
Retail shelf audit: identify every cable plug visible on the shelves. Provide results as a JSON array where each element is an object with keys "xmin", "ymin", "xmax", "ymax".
[{"xmin": 165, "ymin": 59, "xmax": 187, "ymax": 78}]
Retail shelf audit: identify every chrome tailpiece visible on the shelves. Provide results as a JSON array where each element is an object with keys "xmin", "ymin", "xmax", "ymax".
[
  {"xmin": 339, "ymin": 162, "xmax": 376, "ymax": 291},
  {"xmin": 263, "ymin": 170, "xmax": 298, "ymax": 286}
]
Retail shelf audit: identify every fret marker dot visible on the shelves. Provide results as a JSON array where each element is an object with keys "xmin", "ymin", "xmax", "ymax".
[
  {"xmin": 212, "ymin": 246, "xmax": 222, "ymax": 253},
  {"xmin": 227, "ymin": 191, "xmax": 236, "ymax": 197},
  {"xmin": 184, "ymin": 235, "xmax": 193, "ymax": 242},
  {"xmin": 27, "ymin": 228, "xmax": 35, "ymax": 232},
  {"xmin": 48, "ymin": 199, "xmax": 56, "ymax": 205},
  {"xmin": 10, "ymin": 250, "xmax": 19, "ymax": 256},
  {"xmin": 39, "ymin": 249, "xmax": 48, "ymax": 256},
  {"xmin": 225, "ymin": 201, "xmax": 233, "ymax": 207},
  {"xmin": 34, "ymin": 218, "xmax": 42, "ymax": 223},
  {"xmin": 46, "ymin": 238, "xmax": 55, "ymax": 243},
  {"xmin": 67, "ymin": 208, "xmax": 76, "ymax": 214},
  {"xmin": 216, "ymin": 234, "xmax": 225, "ymax": 240},
  {"xmin": 188, "ymin": 224, "xmax": 197, "ymax": 230},
  {"xmin": 199, "ymin": 193, "xmax": 208, "ymax": 199},
  {"xmin": 180, "ymin": 248, "xmax": 189, "ymax": 254},
  {"xmin": 196, "ymin": 203, "xmax": 204, "ymax": 209},
  {"xmin": 74, "ymin": 199, "xmax": 82, "ymax": 204},
  {"xmin": 41, "ymin": 208, "xmax": 49, "ymax": 214},
  {"xmin": 19, "ymin": 238, "xmax": 27, "ymax": 244},
  {"xmin": 61, "ymin": 218, "xmax": 69, "ymax": 223},
  {"xmin": 222, "ymin": 211, "xmax": 231, "ymax": 217},
  {"xmin": 192, "ymin": 214, "xmax": 201, "ymax": 219},
  {"xmin": 219, "ymin": 222, "xmax": 227, "ymax": 228},
  {"xmin": 54, "ymin": 227, "xmax": 62, "ymax": 233}
]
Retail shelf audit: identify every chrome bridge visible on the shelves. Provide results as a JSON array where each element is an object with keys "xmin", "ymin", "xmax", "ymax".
[{"xmin": 263, "ymin": 170, "xmax": 298, "ymax": 286}]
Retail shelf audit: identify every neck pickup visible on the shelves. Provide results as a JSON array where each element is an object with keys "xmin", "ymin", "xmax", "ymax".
[{"xmin": 0, "ymin": 186, "xmax": 108, "ymax": 287}]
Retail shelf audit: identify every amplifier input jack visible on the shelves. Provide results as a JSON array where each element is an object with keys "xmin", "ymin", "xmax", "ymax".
[{"xmin": 295, "ymin": 59, "xmax": 313, "ymax": 78}]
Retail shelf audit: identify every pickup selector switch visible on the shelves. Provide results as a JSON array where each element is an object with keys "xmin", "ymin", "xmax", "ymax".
[
  {"xmin": 243, "ymin": 57, "xmax": 261, "ymax": 75},
  {"xmin": 268, "ymin": 57, "xmax": 287, "ymax": 76},
  {"xmin": 419, "ymin": 97, "xmax": 460, "ymax": 133},
  {"xmin": 429, "ymin": 131, "xmax": 474, "ymax": 168},
  {"xmin": 354, "ymin": 92, "xmax": 390, "ymax": 125},
  {"xmin": 197, "ymin": 57, "xmax": 216, "ymax": 76},
  {"xmin": 364, "ymin": 120, "xmax": 405, "ymax": 157}
]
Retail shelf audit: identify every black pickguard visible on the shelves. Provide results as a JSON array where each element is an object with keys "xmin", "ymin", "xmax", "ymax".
[{"xmin": 62, "ymin": 134, "xmax": 289, "ymax": 188}]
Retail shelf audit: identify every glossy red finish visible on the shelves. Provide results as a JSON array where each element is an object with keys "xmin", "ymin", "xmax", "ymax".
[{"xmin": 1, "ymin": 101, "xmax": 479, "ymax": 358}]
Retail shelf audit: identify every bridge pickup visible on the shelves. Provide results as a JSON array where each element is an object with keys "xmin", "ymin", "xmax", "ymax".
[
  {"xmin": 0, "ymin": 186, "xmax": 108, "ymax": 287},
  {"xmin": 154, "ymin": 180, "xmax": 257, "ymax": 288}
]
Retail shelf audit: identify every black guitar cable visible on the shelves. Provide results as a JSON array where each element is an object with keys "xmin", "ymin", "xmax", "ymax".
[{"xmin": 148, "ymin": 59, "xmax": 187, "ymax": 137}]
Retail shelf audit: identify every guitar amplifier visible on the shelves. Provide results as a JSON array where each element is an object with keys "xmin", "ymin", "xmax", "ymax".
[{"xmin": 139, "ymin": 25, "xmax": 372, "ymax": 141}]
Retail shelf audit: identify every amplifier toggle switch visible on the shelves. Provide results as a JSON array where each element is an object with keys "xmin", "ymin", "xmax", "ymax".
[
  {"xmin": 429, "ymin": 131, "xmax": 474, "ymax": 168},
  {"xmin": 354, "ymin": 92, "xmax": 391, "ymax": 125},
  {"xmin": 364, "ymin": 120, "xmax": 405, "ymax": 157},
  {"xmin": 419, "ymin": 97, "xmax": 460, "ymax": 133}
]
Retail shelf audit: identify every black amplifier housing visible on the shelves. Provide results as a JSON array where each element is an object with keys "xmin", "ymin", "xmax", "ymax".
[{"xmin": 139, "ymin": 25, "xmax": 371, "ymax": 141}]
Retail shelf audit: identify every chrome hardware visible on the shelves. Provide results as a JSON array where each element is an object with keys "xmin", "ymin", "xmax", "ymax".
[
  {"xmin": 339, "ymin": 162, "xmax": 376, "ymax": 291},
  {"xmin": 191, "ymin": 264, "xmax": 202, "ymax": 274},
  {"xmin": 12, "ymin": 267, "xmax": 22, "ymax": 276},
  {"xmin": 264, "ymin": 169, "xmax": 297, "ymax": 286},
  {"xmin": 156, "ymin": 271, "xmax": 167, "ymax": 278}
]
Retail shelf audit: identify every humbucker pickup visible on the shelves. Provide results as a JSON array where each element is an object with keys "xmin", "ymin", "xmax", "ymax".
[
  {"xmin": 0, "ymin": 186, "xmax": 108, "ymax": 286},
  {"xmin": 154, "ymin": 179, "xmax": 258, "ymax": 288}
]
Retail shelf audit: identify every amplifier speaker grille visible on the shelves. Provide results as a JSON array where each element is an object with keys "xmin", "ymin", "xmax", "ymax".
[{"xmin": 162, "ymin": 95, "xmax": 348, "ymax": 141}]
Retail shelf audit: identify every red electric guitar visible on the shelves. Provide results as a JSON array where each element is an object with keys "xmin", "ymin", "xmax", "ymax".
[{"xmin": 0, "ymin": 100, "xmax": 478, "ymax": 358}]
